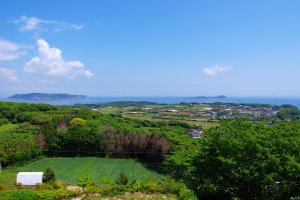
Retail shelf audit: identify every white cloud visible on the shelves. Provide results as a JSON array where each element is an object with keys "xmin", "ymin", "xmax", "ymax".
[
  {"xmin": 0, "ymin": 67, "xmax": 21, "ymax": 82},
  {"xmin": 203, "ymin": 64, "xmax": 231, "ymax": 75},
  {"xmin": 13, "ymin": 16, "xmax": 45, "ymax": 31},
  {"xmin": 0, "ymin": 39, "xmax": 26, "ymax": 61},
  {"xmin": 13, "ymin": 16, "xmax": 83, "ymax": 32},
  {"xmin": 24, "ymin": 39, "xmax": 93, "ymax": 79}
]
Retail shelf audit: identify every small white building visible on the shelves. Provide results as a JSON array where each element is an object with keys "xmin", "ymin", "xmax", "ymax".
[
  {"xmin": 167, "ymin": 109, "xmax": 178, "ymax": 112},
  {"xmin": 16, "ymin": 172, "xmax": 44, "ymax": 186}
]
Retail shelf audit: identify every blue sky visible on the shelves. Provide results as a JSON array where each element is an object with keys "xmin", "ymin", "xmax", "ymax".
[{"xmin": 0, "ymin": 0, "xmax": 300, "ymax": 97}]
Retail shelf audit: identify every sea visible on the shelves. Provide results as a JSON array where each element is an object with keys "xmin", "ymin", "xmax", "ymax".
[{"xmin": 1, "ymin": 96, "xmax": 300, "ymax": 109}]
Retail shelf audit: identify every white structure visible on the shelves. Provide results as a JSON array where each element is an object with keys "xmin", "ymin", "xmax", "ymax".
[{"xmin": 16, "ymin": 172, "xmax": 44, "ymax": 186}]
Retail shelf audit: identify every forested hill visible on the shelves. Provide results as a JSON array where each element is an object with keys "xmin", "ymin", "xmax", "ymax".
[{"xmin": 8, "ymin": 93, "xmax": 86, "ymax": 100}]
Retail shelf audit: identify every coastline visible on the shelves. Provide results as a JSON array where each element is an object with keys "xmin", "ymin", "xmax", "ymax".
[{"xmin": 1, "ymin": 96, "xmax": 300, "ymax": 109}]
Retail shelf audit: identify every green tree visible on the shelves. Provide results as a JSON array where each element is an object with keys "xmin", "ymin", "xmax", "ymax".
[
  {"xmin": 191, "ymin": 119, "xmax": 300, "ymax": 200},
  {"xmin": 70, "ymin": 117, "xmax": 86, "ymax": 126}
]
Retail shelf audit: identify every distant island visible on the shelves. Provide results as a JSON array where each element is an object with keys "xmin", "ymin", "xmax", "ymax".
[
  {"xmin": 188, "ymin": 95, "xmax": 227, "ymax": 99},
  {"xmin": 8, "ymin": 93, "xmax": 87, "ymax": 100}
]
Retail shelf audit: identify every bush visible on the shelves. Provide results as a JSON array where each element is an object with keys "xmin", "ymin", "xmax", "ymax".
[
  {"xmin": 16, "ymin": 183, "xmax": 23, "ymax": 189},
  {"xmin": 115, "ymin": 171, "xmax": 129, "ymax": 185},
  {"xmin": 43, "ymin": 167, "xmax": 55, "ymax": 183},
  {"xmin": 77, "ymin": 176, "xmax": 97, "ymax": 188},
  {"xmin": 0, "ymin": 188, "xmax": 81, "ymax": 200}
]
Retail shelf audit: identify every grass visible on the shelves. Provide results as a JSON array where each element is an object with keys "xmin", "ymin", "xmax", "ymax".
[
  {"xmin": 0, "ymin": 168, "xmax": 18, "ymax": 188},
  {"xmin": 15, "ymin": 157, "xmax": 164, "ymax": 185},
  {"xmin": 0, "ymin": 157, "xmax": 164, "ymax": 187},
  {"xmin": 99, "ymin": 107, "xmax": 121, "ymax": 114},
  {"xmin": 187, "ymin": 121, "xmax": 219, "ymax": 130}
]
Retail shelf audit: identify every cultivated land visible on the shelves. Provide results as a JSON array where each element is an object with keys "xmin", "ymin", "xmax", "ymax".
[
  {"xmin": 0, "ymin": 157, "xmax": 164, "ymax": 187},
  {"xmin": 81, "ymin": 101, "xmax": 292, "ymax": 130}
]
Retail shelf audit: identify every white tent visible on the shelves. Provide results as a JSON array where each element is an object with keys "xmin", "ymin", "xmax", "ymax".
[{"xmin": 16, "ymin": 172, "xmax": 44, "ymax": 185}]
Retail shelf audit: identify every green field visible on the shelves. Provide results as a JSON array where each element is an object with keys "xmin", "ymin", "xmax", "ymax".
[
  {"xmin": 0, "ymin": 157, "xmax": 164, "ymax": 187},
  {"xmin": 0, "ymin": 168, "xmax": 17, "ymax": 187}
]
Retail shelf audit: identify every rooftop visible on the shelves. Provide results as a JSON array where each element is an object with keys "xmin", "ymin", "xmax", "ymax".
[{"xmin": 17, "ymin": 172, "xmax": 44, "ymax": 176}]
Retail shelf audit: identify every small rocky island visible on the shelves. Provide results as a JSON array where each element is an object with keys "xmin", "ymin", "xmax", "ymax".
[
  {"xmin": 8, "ymin": 93, "xmax": 87, "ymax": 100},
  {"xmin": 189, "ymin": 95, "xmax": 227, "ymax": 99}
]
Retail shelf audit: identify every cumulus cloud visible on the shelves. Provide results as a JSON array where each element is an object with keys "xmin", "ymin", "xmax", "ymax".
[
  {"xmin": 13, "ymin": 16, "xmax": 83, "ymax": 32},
  {"xmin": 0, "ymin": 38, "xmax": 26, "ymax": 61},
  {"xmin": 24, "ymin": 39, "xmax": 93, "ymax": 79},
  {"xmin": 203, "ymin": 64, "xmax": 231, "ymax": 75},
  {"xmin": 0, "ymin": 67, "xmax": 21, "ymax": 82}
]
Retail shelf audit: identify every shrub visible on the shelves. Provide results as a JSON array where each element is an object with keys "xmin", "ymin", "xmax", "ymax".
[
  {"xmin": 115, "ymin": 171, "xmax": 129, "ymax": 185},
  {"xmin": 16, "ymin": 183, "xmax": 23, "ymax": 189},
  {"xmin": 77, "ymin": 176, "xmax": 97, "ymax": 188},
  {"xmin": 43, "ymin": 167, "xmax": 55, "ymax": 183}
]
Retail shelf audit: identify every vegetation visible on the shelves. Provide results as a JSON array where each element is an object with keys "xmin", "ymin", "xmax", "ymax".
[
  {"xmin": 0, "ymin": 123, "xmax": 42, "ymax": 167},
  {"xmin": 1, "ymin": 101, "xmax": 300, "ymax": 199},
  {"xmin": 19, "ymin": 157, "xmax": 164, "ymax": 184},
  {"xmin": 190, "ymin": 120, "xmax": 300, "ymax": 200},
  {"xmin": 278, "ymin": 104, "xmax": 300, "ymax": 120},
  {"xmin": 0, "ymin": 188, "xmax": 80, "ymax": 200},
  {"xmin": 43, "ymin": 168, "xmax": 55, "ymax": 183},
  {"xmin": 115, "ymin": 171, "xmax": 129, "ymax": 185}
]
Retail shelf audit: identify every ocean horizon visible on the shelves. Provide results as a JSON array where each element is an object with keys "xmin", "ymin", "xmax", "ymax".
[{"xmin": 1, "ymin": 96, "xmax": 300, "ymax": 109}]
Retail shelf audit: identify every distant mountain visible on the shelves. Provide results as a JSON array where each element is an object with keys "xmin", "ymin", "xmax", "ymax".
[
  {"xmin": 8, "ymin": 93, "xmax": 87, "ymax": 100},
  {"xmin": 189, "ymin": 95, "xmax": 227, "ymax": 99}
]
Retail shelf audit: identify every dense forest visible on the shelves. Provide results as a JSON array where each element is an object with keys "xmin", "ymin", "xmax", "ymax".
[{"xmin": 1, "ymin": 101, "xmax": 300, "ymax": 199}]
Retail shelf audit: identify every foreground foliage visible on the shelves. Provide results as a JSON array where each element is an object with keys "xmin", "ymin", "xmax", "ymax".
[
  {"xmin": 191, "ymin": 120, "xmax": 300, "ymax": 200},
  {"xmin": 0, "ymin": 188, "xmax": 81, "ymax": 200},
  {"xmin": 0, "ymin": 176, "xmax": 196, "ymax": 200}
]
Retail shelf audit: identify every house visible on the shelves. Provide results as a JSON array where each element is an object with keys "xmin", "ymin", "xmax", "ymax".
[
  {"xmin": 16, "ymin": 172, "xmax": 44, "ymax": 186},
  {"xmin": 188, "ymin": 129, "xmax": 203, "ymax": 138}
]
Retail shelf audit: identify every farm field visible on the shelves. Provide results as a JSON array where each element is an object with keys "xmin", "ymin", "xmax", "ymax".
[
  {"xmin": 21, "ymin": 157, "xmax": 164, "ymax": 183},
  {"xmin": 96, "ymin": 103, "xmax": 220, "ymax": 130},
  {"xmin": 0, "ymin": 157, "xmax": 164, "ymax": 187}
]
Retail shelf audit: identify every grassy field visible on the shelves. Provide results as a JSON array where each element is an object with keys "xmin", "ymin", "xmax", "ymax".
[
  {"xmin": 0, "ymin": 168, "xmax": 17, "ymax": 188},
  {"xmin": 0, "ymin": 157, "xmax": 164, "ymax": 187}
]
